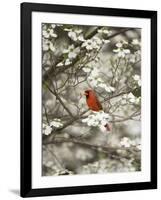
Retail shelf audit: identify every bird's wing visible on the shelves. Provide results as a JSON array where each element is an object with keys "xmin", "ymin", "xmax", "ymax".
[{"xmin": 95, "ymin": 95, "xmax": 103, "ymax": 110}]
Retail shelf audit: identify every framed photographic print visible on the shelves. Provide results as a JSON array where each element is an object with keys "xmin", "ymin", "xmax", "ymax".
[{"xmin": 21, "ymin": 2, "xmax": 157, "ymax": 197}]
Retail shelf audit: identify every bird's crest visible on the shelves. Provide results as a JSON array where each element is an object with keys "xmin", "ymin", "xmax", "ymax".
[{"xmin": 84, "ymin": 89, "xmax": 93, "ymax": 96}]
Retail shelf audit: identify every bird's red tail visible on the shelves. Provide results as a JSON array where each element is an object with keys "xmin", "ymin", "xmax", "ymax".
[{"xmin": 104, "ymin": 123, "xmax": 111, "ymax": 131}]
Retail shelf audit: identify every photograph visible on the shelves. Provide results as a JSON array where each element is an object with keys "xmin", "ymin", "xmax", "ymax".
[
  {"xmin": 20, "ymin": 3, "xmax": 157, "ymax": 197},
  {"xmin": 42, "ymin": 23, "xmax": 142, "ymax": 176}
]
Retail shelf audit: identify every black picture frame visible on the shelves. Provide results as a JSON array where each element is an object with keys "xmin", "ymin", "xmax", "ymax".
[{"xmin": 21, "ymin": 2, "xmax": 157, "ymax": 197}]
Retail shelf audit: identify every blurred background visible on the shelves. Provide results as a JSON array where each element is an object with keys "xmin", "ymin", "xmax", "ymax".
[{"xmin": 42, "ymin": 23, "xmax": 141, "ymax": 176}]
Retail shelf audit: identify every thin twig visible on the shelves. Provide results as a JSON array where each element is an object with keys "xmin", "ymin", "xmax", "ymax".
[
  {"xmin": 45, "ymin": 145, "xmax": 66, "ymax": 170},
  {"xmin": 43, "ymin": 28, "xmax": 133, "ymax": 80},
  {"xmin": 43, "ymin": 103, "xmax": 50, "ymax": 125},
  {"xmin": 43, "ymin": 89, "xmax": 135, "ymax": 143},
  {"xmin": 43, "ymin": 81, "xmax": 74, "ymax": 118},
  {"xmin": 44, "ymin": 137, "xmax": 141, "ymax": 157}
]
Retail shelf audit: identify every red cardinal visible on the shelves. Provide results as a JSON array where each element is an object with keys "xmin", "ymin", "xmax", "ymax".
[{"xmin": 84, "ymin": 89, "xmax": 111, "ymax": 131}]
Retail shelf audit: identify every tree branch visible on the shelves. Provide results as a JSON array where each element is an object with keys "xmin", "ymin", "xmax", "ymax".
[
  {"xmin": 43, "ymin": 89, "xmax": 134, "ymax": 143},
  {"xmin": 43, "ymin": 137, "xmax": 141, "ymax": 160},
  {"xmin": 44, "ymin": 81, "xmax": 74, "ymax": 118},
  {"xmin": 43, "ymin": 28, "xmax": 133, "ymax": 80}
]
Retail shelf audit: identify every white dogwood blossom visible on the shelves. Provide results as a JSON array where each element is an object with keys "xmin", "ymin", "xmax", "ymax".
[
  {"xmin": 113, "ymin": 48, "xmax": 130, "ymax": 58},
  {"xmin": 42, "ymin": 39, "xmax": 55, "ymax": 52},
  {"xmin": 82, "ymin": 111, "xmax": 110, "ymax": 129},
  {"xmin": 82, "ymin": 67, "xmax": 91, "ymax": 73},
  {"xmin": 56, "ymin": 62, "xmax": 64, "ymax": 67},
  {"xmin": 133, "ymin": 74, "xmax": 141, "ymax": 86},
  {"xmin": 43, "ymin": 124, "xmax": 52, "ymax": 136},
  {"xmin": 82, "ymin": 39, "xmax": 98, "ymax": 50},
  {"xmin": 60, "ymin": 44, "xmax": 81, "ymax": 66},
  {"xmin": 82, "ymin": 62, "xmax": 93, "ymax": 73},
  {"xmin": 131, "ymin": 39, "xmax": 140, "ymax": 46},
  {"xmin": 64, "ymin": 28, "xmax": 85, "ymax": 42},
  {"xmin": 122, "ymin": 92, "xmax": 141, "ymax": 105},
  {"xmin": 102, "ymin": 39, "xmax": 110, "ymax": 44},
  {"xmin": 116, "ymin": 42, "xmax": 123, "ymax": 48},
  {"xmin": 97, "ymin": 28, "xmax": 112, "ymax": 35},
  {"xmin": 50, "ymin": 119, "xmax": 63, "ymax": 128},
  {"xmin": 42, "ymin": 24, "xmax": 58, "ymax": 52},
  {"xmin": 99, "ymin": 83, "xmax": 115, "ymax": 93},
  {"xmin": 113, "ymin": 41, "xmax": 130, "ymax": 58},
  {"xmin": 86, "ymin": 68, "xmax": 115, "ymax": 93},
  {"xmin": 42, "ymin": 25, "xmax": 57, "ymax": 39},
  {"xmin": 63, "ymin": 44, "xmax": 80, "ymax": 60},
  {"xmin": 82, "ymin": 36, "xmax": 109, "ymax": 51},
  {"xmin": 80, "ymin": 158, "xmax": 136, "ymax": 174},
  {"xmin": 43, "ymin": 119, "xmax": 63, "ymax": 135},
  {"xmin": 87, "ymin": 68, "xmax": 103, "ymax": 87},
  {"xmin": 120, "ymin": 137, "xmax": 138, "ymax": 148},
  {"xmin": 64, "ymin": 58, "xmax": 72, "ymax": 66}
]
